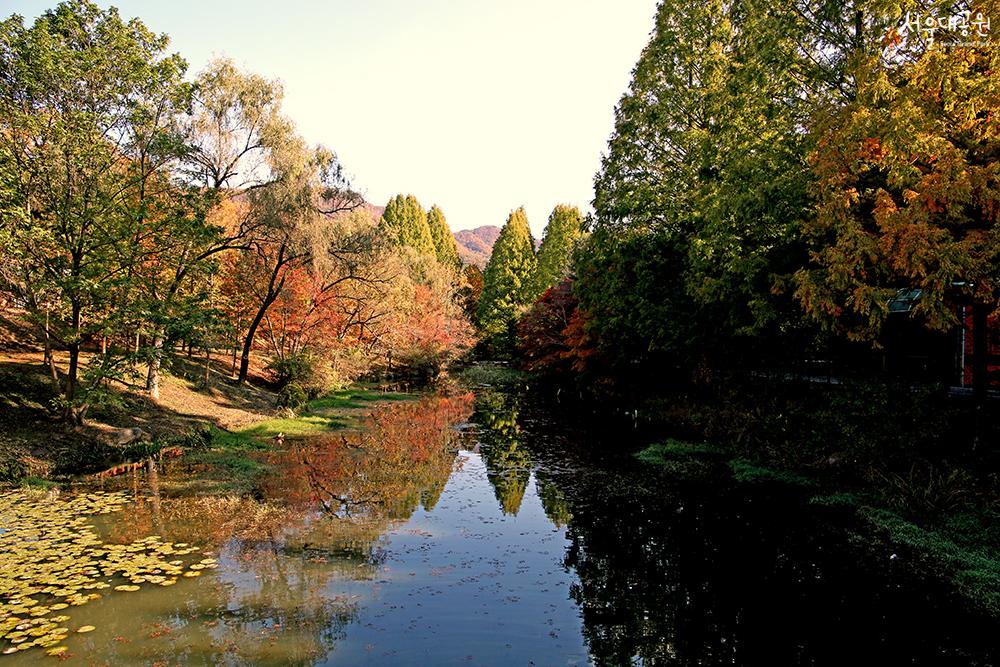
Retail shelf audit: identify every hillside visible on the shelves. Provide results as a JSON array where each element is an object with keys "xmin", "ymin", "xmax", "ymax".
[{"xmin": 453, "ymin": 225, "xmax": 501, "ymax": 269}]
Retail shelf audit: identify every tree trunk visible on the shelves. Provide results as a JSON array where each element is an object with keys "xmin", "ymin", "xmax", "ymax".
[
  {"xmin": 64, "ymin": 301, "xmax": 82, "ymax": 426},
  {"xmin": 43, "ymin": 309, "xmax": 51, "ymax": 365},
  {"xmin": 203, "ymin": 347, "xmax": 211, "ymax": 388},
  {"xmin": 146, "ymin": 334, "xmax": 164, "ymax": 400},
  {"xmin": 237, "ymin": 246, "xmax": 289, "ymax": 385},
  {"xmin": 237, "ymin": 292, "xmax": 279, "ymax": 384}
]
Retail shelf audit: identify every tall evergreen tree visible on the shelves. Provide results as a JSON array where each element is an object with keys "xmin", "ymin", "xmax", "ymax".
[
  {"xmin": 476, "ymin": 207, "xmax": 537, "ymax": 350},
  {"xmin": 529, "ymin": 204, "xmax": 583, "ymax": 300},
  {"xmin": 381, "ymin": 194, "xmax": 435, "ymax": 256},
  {"xmin": 427, "ymin": 204, "xmax": 461, "ymax": 269}
]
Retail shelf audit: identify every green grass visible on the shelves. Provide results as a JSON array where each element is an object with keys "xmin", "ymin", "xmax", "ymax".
[
  {"xmin": 241, "ymin": 414, "xmax": 348, "ymax": 438},
  {"xmin": 860, "ymin": 506, "xmax": 1000, "ymax": 614},
  {"xmin": 729, "ymin": 458, "xmax": 817, "ymax": 488},
  {"xmin": 20, "ymin": 475, "xmax": 57, "ymax": 489},
  {"xmin": 308, "ymin": 388, "xmax": 410, "ymax": 412},
  {"xmin": 634, "ymin": 439, "xmax": 723, "ymax": 478},
  {"xmin": 808, "ymin": 491, "xmax": 863, "ymax": 508},
  {"xmin": 635, "ymin": 439, "xmax": 724, "ymax": 465}
]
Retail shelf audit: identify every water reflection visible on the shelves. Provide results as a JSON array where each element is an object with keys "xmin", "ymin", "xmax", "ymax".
[
  {"xmin": 499, "ymin": 385, "xmax": 1000, "ymax": 666},
  {"xmin": 3, "ymin": 382, "xmax": 998, "ymax": 665},
  {"xmin": 1, "ymin": 393, "xmax": 474, "ymax": 666},
  {"xmin": 476, "ymin": 389, "xmax": 533, "ymax": 515}
]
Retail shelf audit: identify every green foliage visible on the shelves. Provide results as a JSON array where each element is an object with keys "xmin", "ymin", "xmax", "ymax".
[
  {"xmin": 860, "ymin": 507, "xmax": 1000, "ymax": 615},
  {"xmin": 277, "ymin": 382, "xmax": 309, "ymax": 410},
  {"xmin": 0, "ymin": 0, "xmax": 192, "ymax": 421},
  {"xmin": 381, "ymin": 194, "xmax": 435, "ymax": 257},
  {"xmin": 729, "ymin": 459, "xmax": 817, "ymax": 488},
  {"xmin": 635, "ymin": 439, "xmax": 724, "ymax": 464},
  {"xmin": 266, "ymin": 353, "xmax": 316, "ymax": 389},
  {"xmin": 426, "ymin": 205, "xmax": 461, "ymax": 269},
  {"xmin": 476, "ymin": 207, "xmax": 537, "ymax": 353},
  {"xmin": 575, "ymin": 228, "xmax": 693, "ymax": 369},
  {"xmin": 529, "ymin": 205, "xmax": 583, "ymax": 300}
]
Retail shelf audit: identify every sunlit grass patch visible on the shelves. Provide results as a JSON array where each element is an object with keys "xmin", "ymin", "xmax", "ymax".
[
  {"xmin": 308, "ymin": 388, "xmax": 410, "ymax": 412},
  {"xmin": 243, "ymin": 415, "xmax": 348, "ymax": 438}
]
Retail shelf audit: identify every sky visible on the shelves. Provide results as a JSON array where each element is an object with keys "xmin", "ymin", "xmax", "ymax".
[{"xmin": 6, "ymin": 0, "xmax": 657, "ymax": 236}]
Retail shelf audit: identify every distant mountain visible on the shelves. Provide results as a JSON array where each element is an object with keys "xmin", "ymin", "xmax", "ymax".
[{"xmin": 454, "ymin": 225, "xmax": 501, "ymax": 269}]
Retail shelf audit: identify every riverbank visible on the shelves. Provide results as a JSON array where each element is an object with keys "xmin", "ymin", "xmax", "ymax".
[
  {"xmin": 0, "ymin": 347, "xmax": 412, "ymax": 487},
  {"xmin": 633, "ymin": 430, "xmax": 1000, "ymax": 617},
  {"xmin": 510, "ymin": 369, "xmax": 1000, "ymax": 619}
]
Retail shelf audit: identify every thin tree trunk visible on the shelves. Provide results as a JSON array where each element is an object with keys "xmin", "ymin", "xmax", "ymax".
[
  {"xmin": 43, "ymin": 309, "xmax": 51, "ymax": 365},
  {"xmin": 64, "ymin": 300, "xmax": 82, "ymax": 426},
  {"xmin": 146, "ymin": 335, "xmax": 163, "ymax": 400},
  {"xmin": 238, "ymin": 291, "xmax": 280, "ymax": 384},
  {"xmin": 203, "ymin": 347, "xmax": 211, "ymax": 388},
  {"xmin": 237, "ymin": 246, "xmax": 289, "ymax": 385}
]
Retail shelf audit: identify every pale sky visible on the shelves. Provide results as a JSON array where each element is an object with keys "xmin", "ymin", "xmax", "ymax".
[{"xmin": 6, "ymin": 0, "xmax": 657, "ymax": 236}]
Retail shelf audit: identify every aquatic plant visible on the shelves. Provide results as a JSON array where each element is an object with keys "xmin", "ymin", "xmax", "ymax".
[{"xmin": 0, "ymin": 490, "xmax": 213, "ymax": 656}]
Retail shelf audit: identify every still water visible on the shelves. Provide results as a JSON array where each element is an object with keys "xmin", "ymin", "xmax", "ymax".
[{"xmin": 1, "ymin": 381, "xmax": 998, "ymax": 665}]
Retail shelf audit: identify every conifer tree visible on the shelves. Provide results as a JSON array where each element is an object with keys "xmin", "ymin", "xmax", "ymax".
[
  {"xmin": 529, "ymin": 204, "xmax": 582, "ymax": 300},
  {"xmin": 427, "ymin": 204, "xmax": 461, "ymax": 269},
  {"xmin": 381, "ymin": 194, "xmax": 435, "ymax": 256},
  {"xmin": 476, "ymin": 207, "xmax": 537, "ymax": 351}
]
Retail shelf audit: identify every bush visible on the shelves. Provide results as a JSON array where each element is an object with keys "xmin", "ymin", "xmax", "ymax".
[
  {"xmin": 266, "ymin": 353, "xmax": 316, "ymax": 389},
  {"xmin": 277, "ymin": 382, "xmax": 309, "ymax": 410}
]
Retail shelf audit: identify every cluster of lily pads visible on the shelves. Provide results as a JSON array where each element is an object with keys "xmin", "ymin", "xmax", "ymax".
[{"xmin": 0, "ymin": 490, "xmax": 216, "ymax": 657}]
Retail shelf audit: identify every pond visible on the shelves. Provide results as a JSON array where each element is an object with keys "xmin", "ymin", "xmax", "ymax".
[{"xmin": 1, "ymin": 380, "xmax": 997, "ymax": 665}]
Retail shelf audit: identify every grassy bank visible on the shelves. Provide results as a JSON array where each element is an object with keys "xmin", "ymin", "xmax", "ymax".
[
  {"xmin": 0, "ymin": 347, "xmax": 413, "ymax": 487},
  {"xmin": 635, "ymin": 437, "xmax": 1000, "ymax": 615}
]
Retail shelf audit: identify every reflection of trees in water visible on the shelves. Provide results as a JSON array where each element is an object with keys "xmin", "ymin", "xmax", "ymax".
[
  {"xmin": 475, "ymin": 388, "xmax": 533, "ymax": 515},
  {"xmin": 263, "ymin": 393, "xmax": 474, "ymax": 524},
  {"xmin": 547, "ymin": 463, "xmax": 1000, "ymax": 666},
  {"xmin": 534, "ymin": 471, "xmax": 571, "ymax": 527},
  {"xmin": 94, "ymin": 392, "xmax": 474, "ymax": 665}
]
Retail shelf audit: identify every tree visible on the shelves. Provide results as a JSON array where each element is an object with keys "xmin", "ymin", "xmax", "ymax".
[
  {"xmin": 476, "ymin": 207, "xmax": 536, "ymax": 352},
  {"xmin": 458, "ymin": 264, "xmax": 484, "ymax": 320},
  {"xmin": 517, "ymin": 279, "xmax": 578, "ymax": 374},
  {"xmin": 529, "ymin": 204, "xmax": 583, "ymax": 300},
  {"xmin": 426, "ymin": 204, "xmax": 461, "ymax": 269},
  {"xmin": 795, "ymin": 21, "xmax": 1000, "ymax": 400},
  {"xmin": 0, "ymin": 0, "xmax": 189, "ymax": 423},
  {"xmin": 234, "ymin": 141, "xmax": 362, "ymax": 384},
  {"xmin": 380, "ymin": 194, "xmax": 435, "ymax": 257}
]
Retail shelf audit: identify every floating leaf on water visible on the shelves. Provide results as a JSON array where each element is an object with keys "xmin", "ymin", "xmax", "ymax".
[
  {"xmin": 45, "ymin": 646, "xmax": 67, "ymax": 656},
  {"xmin": 76, "ymin": 626, "xmax": 95, "ymax": 633},
  {"xmin": 0, "ymin": 490, "xmax": 204, "ymax": 657}
]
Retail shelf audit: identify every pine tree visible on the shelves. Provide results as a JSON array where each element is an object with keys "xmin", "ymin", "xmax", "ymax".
[
  {"xmin": 476, "ymin": 207, "xmax": 537, "ymax": 351},
  {"xmin": 529, "ymin": 204, "xmax": 582, "ymax": 300},
  {"xmin": 427, "ymin": 204, "xmax": 461, "ymax": 269},
  {"xmin": 380, "ymin": 194, "xmax": 435, "ymax": 256}
]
